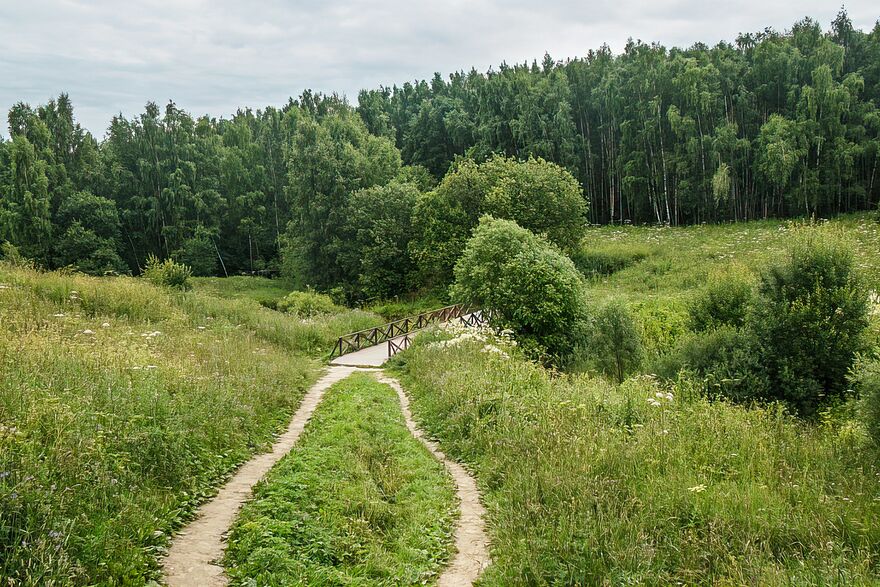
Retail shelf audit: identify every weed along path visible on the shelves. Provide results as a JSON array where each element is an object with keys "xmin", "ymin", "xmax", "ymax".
[
  {"xmin": 164, "ymin": 343, "xmax": 489, "ymax": 586},
  {"xmin": 162, "ymin": 365, "xmax": 363, "ymax": 586}
]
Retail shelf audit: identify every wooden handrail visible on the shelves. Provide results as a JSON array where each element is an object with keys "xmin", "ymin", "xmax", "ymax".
[{"xmin": 330, "ymin": 304, "xmax": 487, "ymax": 359}]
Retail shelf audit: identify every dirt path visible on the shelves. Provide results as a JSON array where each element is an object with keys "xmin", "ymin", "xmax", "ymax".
[
  {"xmin": 376, "ymin": 373, "xmax": 491, "ymax": 587},
  {"xmin": 162, "ymin": 364, "xmax": 489, "ymax": 587},
  {"xmin": 162, "ymin": 365, "xmax": 363, "ymax": 586}
]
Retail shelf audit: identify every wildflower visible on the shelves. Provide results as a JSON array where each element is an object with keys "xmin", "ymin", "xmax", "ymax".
[
  {"xmin": 0, "ymin": 471, "xmax": 9, "ymax": 479},
  {"xmin": 688, "ymin": 484, "xmax": 707, "ymax": 493},
  {"xmin": 481, "ymin": 344, "xmax": 509, "ymax": 358},
  {"xmin": 52, "ymin": 313, "xmax": 66, "ymax": 318},
  {"xmin": 81, "ymin": 329, "xmax": 95, "ymax": 336},
  {"xmin": 647, "ymin": 397, "xmax": 662, "ymax": 407},
  {"xmin": 101, "ymin": 322, "xmax": 110, "ymax": 328}
]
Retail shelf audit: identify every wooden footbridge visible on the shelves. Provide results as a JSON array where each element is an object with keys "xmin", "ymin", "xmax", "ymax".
[{"xmin": 329, "ymin": 303, "xmax": 490, "ymax": 366}]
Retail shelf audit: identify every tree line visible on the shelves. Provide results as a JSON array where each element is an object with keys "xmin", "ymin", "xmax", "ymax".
[{"xmin": 1, "ymin": 10, "xmax": 879, "ymax": 287}]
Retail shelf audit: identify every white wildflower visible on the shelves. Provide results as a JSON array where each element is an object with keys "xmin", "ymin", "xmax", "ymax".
[
  {"xmin": 688, "ymin": 484, "xmax": 707, "ymax": 493},
  {"xmin": 101, "ymin": 322, "xmax": 110, "ymax": 328},
  {"xmin": 81, "ymin": 329, "xmax": 95, "ymax": 335},
  {"xmin": 481, "ymin": 344, "xmax": 509, "ymax": 358}
]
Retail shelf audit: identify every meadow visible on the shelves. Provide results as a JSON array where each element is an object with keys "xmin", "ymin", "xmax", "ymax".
[
  {"xmin": 388, "ymin": 213, "xmax": 880, "ymax": 585},
  {"xmin": 576, "ymin": 214, "xmax": 880, "ymax": 358},
  {"xmin": 3, "ymin": 213, "xmax": 880, "ymax": 585},
  {"xmin": 392, "ymin": 324, "xmax": 880, "ymax": 585},
  {"xmin": 0, "ymin": 264, "xmax": 381, "ymax": 584}
]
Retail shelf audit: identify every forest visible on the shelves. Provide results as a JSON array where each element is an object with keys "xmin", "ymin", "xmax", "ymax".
[{"xmin": 1, "ymin": 10, "xmax": 879, "ymax": 292}]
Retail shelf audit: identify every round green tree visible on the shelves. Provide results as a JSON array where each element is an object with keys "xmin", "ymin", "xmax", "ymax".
[{"xmin": 452, "ymin": 216, "xmax": 588, "ymax": 362}]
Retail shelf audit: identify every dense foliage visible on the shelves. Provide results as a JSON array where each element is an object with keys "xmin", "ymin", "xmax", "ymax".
[
  {"xmin": 750, "ymin": 228, "xmax": 870, "ymax": 414},
  {"xmin": 412, "ymin": 155, "xmax": 586, "ymax": 286},
  {"xmin": 451, "ymin": 217, "xmax": 588, "ymax": 361},
  {"xmin": 2, "ymin": 11, "xmax": 879, "ymax": 290}
]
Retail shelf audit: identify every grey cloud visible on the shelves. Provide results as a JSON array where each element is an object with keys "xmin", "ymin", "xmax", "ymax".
[{"xmin": 1, "ymin": 0, "xmax": 878, "ymax": 137}]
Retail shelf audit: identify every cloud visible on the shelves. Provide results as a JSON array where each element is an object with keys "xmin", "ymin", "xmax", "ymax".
[{"xmin": 1, "ymin": 0, "xmax": 877, "ymax": 137}]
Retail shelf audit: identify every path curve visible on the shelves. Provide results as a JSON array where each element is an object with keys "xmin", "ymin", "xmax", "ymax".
[
  {"xmin": 162, "ymin": 365, "xmax": 362, "ymax": 586},
  {"xmin": 162, "ymin": 364, "xmax": 490, "ymax": 587},
  {"xmin": 376, "ymin": 373, "xmax": 491, "ymax": 587}
]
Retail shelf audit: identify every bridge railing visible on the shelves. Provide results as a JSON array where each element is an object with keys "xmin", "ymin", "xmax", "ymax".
[{"xmin": 330, "ymin": 303, "xmax": 479, "ymax": 359}]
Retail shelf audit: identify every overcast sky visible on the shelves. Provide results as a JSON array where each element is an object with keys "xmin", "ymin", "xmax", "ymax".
[{"xmin": 1, "ymin": 1, "xmax": 877, "ymax": 138}]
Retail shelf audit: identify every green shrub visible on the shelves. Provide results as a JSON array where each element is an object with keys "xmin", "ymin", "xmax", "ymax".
[
  {"xmin": 749, "ymin": 227, "xmax": 870, "ymax": 416},
  {"xmin": 688, "ymin": 264, "xmax": 755, "ymax": 331},
  {"xmin": 452, "ymin": 216, "xmax": 588, "ymax": 362},
  {"xmin": 851, "ymin": 356, "xmax": 880, "ymax": 446},
  {"xmin": 143, "ymin": 255, "xmax": 192, "ymax": 291},
  {"xmin": 572, "ymin": 244, "xmax": 651, "ymax": 277},
  {"xmin": 276, "ymin": 289, "xmax": 341, "ymax": 318},
  {"xmin": 590, "ymin": 300, "xmax": 643, "ymax": 382},
  {"xmin": 653, "ymin": 326, "xmax": 768, "ymax": 402},
  {"xmin": 0, "ymin": 241, "xmax": 29, "ymax": 267}
]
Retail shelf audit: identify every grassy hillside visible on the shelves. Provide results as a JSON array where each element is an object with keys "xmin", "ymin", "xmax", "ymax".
[
  {"xmin": 225, "ymin": 373, "xmax": 457, "ymax": 586},
  {"xmin": 580, "ymin": 215, "xmax": 880, "ymax": 306},
  {"xmin": 0, "ymin": 264, "xmax": 381, "ymax": 585},
  {"xmin": 575, "ymin": 214, "xmax": 880, "ymax": 359},
  {"xmin": 392, "ymin": 327, "xmax": 880, "ymax": 586},
  {"xmin": 389, "ymin": 214, "xmax": 880, "ymax": 585}
]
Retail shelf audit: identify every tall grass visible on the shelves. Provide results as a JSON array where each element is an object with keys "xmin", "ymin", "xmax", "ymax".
[
  {"xmin": 0, "ymin": 264, "xmax": 369, "ymax": 584},
  {"xmin": 392, "ymin": 332, "xmax": 880, "ymax": 585},
  {"xmin": 225, "ymin": 373, "xmax": 457, "ymax": 585}
]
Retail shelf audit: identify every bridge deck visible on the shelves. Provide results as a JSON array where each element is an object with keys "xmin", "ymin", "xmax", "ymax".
[{"xmin": 329, "ymin": 333, "xmax": 408, "ymax": 367}]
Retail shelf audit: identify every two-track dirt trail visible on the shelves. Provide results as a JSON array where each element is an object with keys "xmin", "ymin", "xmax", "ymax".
[
  {"xmin": 162, "ymin": 365, "xmax": 361, "ymax": 586},
  {"xmin": 162, "ymin": 356, "xmax": 490, "ymax": 586}
]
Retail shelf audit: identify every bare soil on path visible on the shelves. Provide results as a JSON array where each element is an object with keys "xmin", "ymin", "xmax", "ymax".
[{"xmin": 163, "ymin": 363, "xmax": 489, "ymax": 587}]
